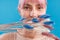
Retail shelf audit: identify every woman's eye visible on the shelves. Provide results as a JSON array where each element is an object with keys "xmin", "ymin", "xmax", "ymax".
[
  {"xmin": 37, "ymin": 7, "xmax": 43, "ymax": 10},
  {"xmin": 37, "ymin": 7, "xmax": 43, "ymax": 9},
  {"xmin": 23, "ymin": 7, "xmax": 31, "ymax": 10},
  {"xmin": 24, "ymin": 7, "xmax": 29, "ymax": 9}
]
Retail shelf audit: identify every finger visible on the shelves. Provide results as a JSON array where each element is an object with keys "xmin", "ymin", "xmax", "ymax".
[
  {"xmin": 17, "ymin": 28, "xmax": 23, "ymax": 32},
  {"xmin": 20, "ymin": 17, "xmax": 26, "ymax": 21},
  {"xmin": 43, "ymin": 25, "xmax": 54, "ymax": 30},
  {"xmin": 17, "ymin": 28, "xmax": 25, "ymax": 36},
  {"xmin": 44, "ymin": 21, "xmax": 54, "ymax": 25},
  {"xmin": 43, "ymin": 21, "xmax": 54, "ymax": 30},
  {"xmin": 23, "ymin": 24, "xmax": 34, "ymax": 29},
  {"xmin": 29, "ymin": 14, "xmax": 50, "ymax": 23},
  {"xmin": 32, "ymin": 18, "xmax": 40, "ymax": 23},
  {"xmin": 38, "ymin": 14, "xmax": 50, "ymax": 19},
  {"xmin": 38, "ymin": 14, "xmax": 51, "ymax": 22},
  {"xmin": 42, "ymin": 32, "xmax": 60, "ymax": 40}
]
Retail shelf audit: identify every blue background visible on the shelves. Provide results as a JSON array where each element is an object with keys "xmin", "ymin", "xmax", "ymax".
[{"xmin": 0, "ymin": 0, "xmax": 60, "ymax": 38}]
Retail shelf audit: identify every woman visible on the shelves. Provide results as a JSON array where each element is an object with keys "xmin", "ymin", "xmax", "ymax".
[{"xmin": 0, "ymin": 0, "xmax": 59, "ymax": 40}]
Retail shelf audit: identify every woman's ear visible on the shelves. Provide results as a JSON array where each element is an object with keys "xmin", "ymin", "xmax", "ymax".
[{"xmin": 18, "ymin": 5, "xmax": 21, "ymax": 12}]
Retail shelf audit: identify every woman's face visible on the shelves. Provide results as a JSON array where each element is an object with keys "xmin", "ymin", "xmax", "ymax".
[
  {"xmin": 17, "ymin": 0, "xmax": 47, "ymax": 38},
  {"xmin": 18, "ymin": 0, "xmax": 47, "ymax": 18}
]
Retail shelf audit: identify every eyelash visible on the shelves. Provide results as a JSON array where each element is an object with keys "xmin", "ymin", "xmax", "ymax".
[
  {"xmin": 37, "ymin": 7, "xmax": 43, "ymax": 9},
  {"xmin": 24, "ymin": 6, "xmax": 30, "ymax": 9},
  {"xmin": 23, "ymin": 6, "xmax": 43, "ymax": 11},
  {"xmin": 24, "ymin": 7, "xmax": 29, "ymax": 9}
]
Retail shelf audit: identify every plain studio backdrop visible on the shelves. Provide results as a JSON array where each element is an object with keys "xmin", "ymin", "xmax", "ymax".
[{"xmin": 0, "ymin": 0, "xmax": 60, "ymax": 38}]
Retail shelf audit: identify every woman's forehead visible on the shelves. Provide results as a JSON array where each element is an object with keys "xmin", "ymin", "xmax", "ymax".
[{"xmin": 23, "ymin": 0, "xmax": 46, "ymax": 4}]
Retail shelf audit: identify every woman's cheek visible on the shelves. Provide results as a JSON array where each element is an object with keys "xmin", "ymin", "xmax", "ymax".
[
  {"xmin": 20, "ymin": 10, "xmax": 25, "ymax": 17},
  {"xmin": 38, "ymin": 10, "xmax": 46, "ymax": 15},
  {"xmin": 22, "ymin": 11, "xmax": 30, "ymax": 18}
]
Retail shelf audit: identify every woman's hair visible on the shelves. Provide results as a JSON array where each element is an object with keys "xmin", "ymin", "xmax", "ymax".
[
  {"xmin": 18, "ymin": 0, "xmax": 24, "ymax": 5},
  {"xmin": 18, "ymin": 0, "xmax": 47, "ymax": 6}
]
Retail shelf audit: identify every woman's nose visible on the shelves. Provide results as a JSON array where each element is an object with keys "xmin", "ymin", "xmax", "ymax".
[{"xmin": 30, "ymin": 10, "xmax": 38, "ymax": 18}]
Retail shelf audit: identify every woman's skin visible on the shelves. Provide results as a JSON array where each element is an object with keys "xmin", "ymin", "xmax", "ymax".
[
  {"xmin": 18, "ymin": 0, "xmax": 46, "ymax": 18},
  {"xmin": 0, "ymin": 0, "xmax": 59, "ymax": 40}
]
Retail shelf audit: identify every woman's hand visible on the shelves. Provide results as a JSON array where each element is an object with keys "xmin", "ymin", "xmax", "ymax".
[
  {"xmin": 17, "ymin": 28, "xmax": 59, "ymax": 40},
  {"xmin": 17, "ymin": 15, "xmax": 59, "ymax": 40}
]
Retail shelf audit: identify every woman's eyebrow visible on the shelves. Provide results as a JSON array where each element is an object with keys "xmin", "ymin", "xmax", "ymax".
[
  {"xmin": 36, "ymin": 4, "xmax": 43, "ymax": 6},
  {"xmin": 36, "ymin": 4, "xmax": 41, "ymax": 6},
  {"xmin": 24, "ymin": 4, "xmax": 31, "ymax": 6},
  {"xmin": 36, "ymin": 4, "xmax": 45, "ymax": 7}
]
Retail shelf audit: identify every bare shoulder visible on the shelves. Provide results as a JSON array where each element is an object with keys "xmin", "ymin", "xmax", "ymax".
[{"xmin": 0, "ymin": 32, "xmax": 16, "ymax": 40}]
